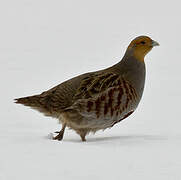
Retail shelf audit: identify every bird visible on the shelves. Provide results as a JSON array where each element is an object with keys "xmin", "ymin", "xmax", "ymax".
[{"xmin": 15, "ymin": 36, "xmax": 159, "ymax": 142}]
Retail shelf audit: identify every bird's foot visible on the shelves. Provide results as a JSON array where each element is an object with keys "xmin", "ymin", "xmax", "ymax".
[
  {"xmin": 53, "ymin": 123, "xmax": 66, "ymax": 141},
  {"xmin": 53, "ymin": 131, "xmax": 64, "ymax": 141}
]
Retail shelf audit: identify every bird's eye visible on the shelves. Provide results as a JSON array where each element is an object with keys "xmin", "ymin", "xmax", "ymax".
[{"xmin": 140, "ymin": 41, "xmax": 146, "ymax": 44}]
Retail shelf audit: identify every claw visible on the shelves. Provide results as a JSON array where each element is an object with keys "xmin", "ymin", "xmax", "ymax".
[{"xmin": 54, "ymin": 131, "xmax": 60, "ymax": 134}]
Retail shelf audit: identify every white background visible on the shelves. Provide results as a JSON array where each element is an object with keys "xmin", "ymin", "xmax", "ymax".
[{"xmin": 1, "ymin": 0, "xmax": 181, "ymax": 179}]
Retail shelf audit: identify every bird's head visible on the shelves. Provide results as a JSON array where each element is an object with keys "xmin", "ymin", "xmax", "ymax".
[{"xmin": 127, "ymin": 36, "xmax": 159, "ymax": 61}]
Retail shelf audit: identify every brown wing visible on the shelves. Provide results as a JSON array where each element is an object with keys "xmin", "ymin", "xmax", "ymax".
[
  {"xmin": 39, "ymin": 72, "xmax": 120, "ymax": 113},
  {"xmin": 73, "ymin": 72, "xmax": 121, "ymax": 100}
]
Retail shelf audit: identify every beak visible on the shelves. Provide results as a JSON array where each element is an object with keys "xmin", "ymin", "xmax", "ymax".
[{"xmin": 152, "ymin": 40, "xmax": 160, "ymax": 47}]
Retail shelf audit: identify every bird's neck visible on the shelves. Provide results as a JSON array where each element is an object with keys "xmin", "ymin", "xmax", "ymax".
[
  {"xmin": 119, "ymin": 51, "xmax": 146, "ymax": 99},
  {"xmin": 124, "ymin": 48, "xmax": 145, "ymax": 62},
  {"xmin": 106, "ymin": 49, "xmax": 146, "ymax": 75}
]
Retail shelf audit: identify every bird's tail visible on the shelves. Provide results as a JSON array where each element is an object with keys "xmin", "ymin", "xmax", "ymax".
[
  {"xmin": 14, "ymin": 95, "xmax": 42, "ymax": 108},
  {"xmin": 14, "ymin": 95, "xmax": 55, "ymax": 117}
]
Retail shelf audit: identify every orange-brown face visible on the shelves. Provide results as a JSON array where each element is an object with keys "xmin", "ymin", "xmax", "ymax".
[{"xmin": 127, "ymin": 36, "xmax": 159, "ymax": 61}]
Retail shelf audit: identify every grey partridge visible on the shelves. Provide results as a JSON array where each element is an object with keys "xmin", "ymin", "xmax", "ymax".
[{"xmin": 15, "ymin": 36, "xmax": 159, "ymax": 141}]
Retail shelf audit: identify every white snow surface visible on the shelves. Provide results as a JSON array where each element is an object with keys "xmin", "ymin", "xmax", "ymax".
[{"xmin": 1, "ymin": 0, "xmax": 181, "ymax": 179}]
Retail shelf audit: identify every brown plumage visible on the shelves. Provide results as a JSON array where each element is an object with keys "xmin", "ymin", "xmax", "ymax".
[{"xmin": 15, "ymin": 36, "xmax": 159, "ymax": 141}]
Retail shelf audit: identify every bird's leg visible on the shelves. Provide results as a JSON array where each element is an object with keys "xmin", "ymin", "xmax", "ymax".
[
  {"xmin": 80, "ymin": 134, "xmax": 86, "ymax": 142},
  {"xmin": 53, "ymin": 123, "xmax": 66, "ymax": 141},
  {"xmin": 80, "ymin": 132, "xmax": 86, "ymax": 142}
]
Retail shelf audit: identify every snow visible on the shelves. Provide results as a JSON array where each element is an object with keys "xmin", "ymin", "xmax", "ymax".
[{"xmin": 1, "ymin": 0, "xmax": 181, "ymax": 179}]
